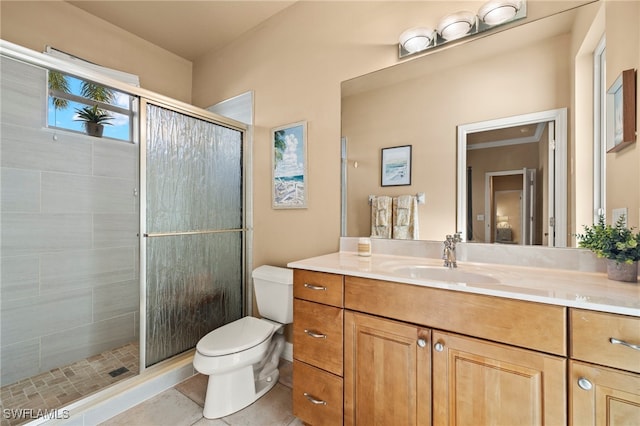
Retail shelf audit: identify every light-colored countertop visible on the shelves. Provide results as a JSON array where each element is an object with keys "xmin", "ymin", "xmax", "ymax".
[{"xmin": 288, "ymin": 251, "xmax": 640, "ymax": 317}]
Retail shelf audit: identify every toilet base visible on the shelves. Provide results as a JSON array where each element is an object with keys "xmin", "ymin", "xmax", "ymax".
[{"xmin": 202, "ymin": 334, "xmax": 285, "ymax": 419}]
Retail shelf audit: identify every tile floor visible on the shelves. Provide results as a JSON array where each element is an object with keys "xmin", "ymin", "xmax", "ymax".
[
  {"xmin": 99, "ymin": 360, "xmax": 302, "ymax": 426},
  {"xmin": 0, "ymin": 343, "xmax": 139, "ymax": 426}
]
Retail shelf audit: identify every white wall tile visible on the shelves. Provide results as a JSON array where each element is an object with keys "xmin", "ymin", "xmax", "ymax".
[
  {"xmin": 1, "ymin": 123, "xmax": 93, "ymax": 174},
  {"xmin": 93, "ymin": 139, "xmax": 138, "ymax": 180},
  {"xmin": 93, "ymin": 213, "xmax": 139, "ymax": 249},
  {"xmin": 1, "ymin": 289, "xmax": 92, "ymax": 346},
  {"xmin": 1, "ymin": 168, "xmax": 40, "ymax": 212},
  {"xmin": 41, "ymin": 173, "xmax": 136, "ymax": 214},
  {"xmin": 39, "ymin": 248, "xmax": 136, "ymax": 294},
  {"xmin": 1, "ymin": 213, "xmax": 92, "ymax": 256},
  {"xmin": 0, "ymin": 57, "xmax": 46, "ymax": 128},
  {"xmin": 94, "ymin": 279, "xmax": 139, "ymax": 322},
  {"xmin": 0, "ymin": 338, "xmax": 40, "ymax": 385},
  {"xmin": 40, "ymin": 313, "xmax": 136, "ymax": 371},
  {"xmin": 1, "ymin": 255, "xmax": 40, "ymax": 300}
]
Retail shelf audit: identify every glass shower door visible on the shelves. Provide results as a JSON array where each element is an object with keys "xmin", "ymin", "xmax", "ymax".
[{"xmin": 143, "ymin": 101, "xmax": 244, "ymax": 367}]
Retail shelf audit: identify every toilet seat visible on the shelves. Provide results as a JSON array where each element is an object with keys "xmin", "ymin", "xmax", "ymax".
[{"xmin": 196, "ymin": 316, "xmax": 275, "ymax": 357}]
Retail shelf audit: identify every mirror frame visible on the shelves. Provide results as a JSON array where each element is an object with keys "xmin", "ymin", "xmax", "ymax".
[{"xmin": 456, "ymin": 108, "xmax": 568, "ymax": 246}]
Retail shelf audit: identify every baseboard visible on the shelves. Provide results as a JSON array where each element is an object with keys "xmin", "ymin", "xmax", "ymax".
[{"xmin": 282, "ymin": 342, "xmax": 293, "ymax": 362}]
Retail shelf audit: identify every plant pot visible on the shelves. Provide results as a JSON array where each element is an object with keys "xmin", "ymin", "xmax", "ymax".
[
  {"xmin": 85, "ymin": 122, "xmax": 104, "ymax": 137},
  {"xmin": 606, "ymin": 259, "xmax": 638, "ymax": 283}
]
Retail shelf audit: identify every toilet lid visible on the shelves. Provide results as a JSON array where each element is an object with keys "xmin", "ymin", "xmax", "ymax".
[{"xmin": 197, "ymin": 316, "xmax": 275, "ymax": 356}]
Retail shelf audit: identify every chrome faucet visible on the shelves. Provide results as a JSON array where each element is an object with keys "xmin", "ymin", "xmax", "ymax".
[{"xmin": 443, "ymin": 232, "xmax": 462, "ymax": 268}]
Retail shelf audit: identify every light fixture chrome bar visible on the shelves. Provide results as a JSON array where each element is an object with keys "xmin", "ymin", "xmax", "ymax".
[
  {"xmin": 143, "ymin": 228, "xmax": 246, "ymax": 238},
  {"xmin": 398, "ymin": 0, "xmax": 527, "ymax": 59}
]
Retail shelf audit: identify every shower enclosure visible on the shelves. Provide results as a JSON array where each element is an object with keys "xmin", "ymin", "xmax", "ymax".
[
  {"xmin": 0, "ymin": 43, "xmax": 247, "ymax": 422},
  {"xmin": 142, "ymin": 101, "xmax": 244, "ymax": 367}
]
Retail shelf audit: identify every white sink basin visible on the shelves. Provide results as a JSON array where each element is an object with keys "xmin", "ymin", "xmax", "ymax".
[{"xmin": 388, "ymin": 264, "xmax": 499, "ymax": 285}]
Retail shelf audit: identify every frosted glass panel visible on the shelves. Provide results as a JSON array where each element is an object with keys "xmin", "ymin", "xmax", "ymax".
[
  {"xmin": 145, "ymin": 103, "xmax": 243, "ymax": 366},
  {"xmin": 145, "ymin": 232, "xmax": 242, "ymax": 366},
  {"xmin": 146, "ymin": 105, "xmax": 242, "ymax": 234}
]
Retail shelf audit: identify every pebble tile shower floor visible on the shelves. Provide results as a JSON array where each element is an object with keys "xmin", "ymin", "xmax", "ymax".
[{"xmin": 0, "ymin": 343, "xmax": 139, "ymax": 426}]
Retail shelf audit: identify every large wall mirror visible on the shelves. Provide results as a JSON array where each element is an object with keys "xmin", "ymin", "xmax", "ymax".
[{"xmin": 341, "ymin": 0, "xmax": 639, "ymax": 248}]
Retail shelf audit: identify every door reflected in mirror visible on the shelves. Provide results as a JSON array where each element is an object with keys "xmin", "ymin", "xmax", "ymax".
[{"xmin": 460, "ymin": 109, "xmax": 563, "ymax": 247}]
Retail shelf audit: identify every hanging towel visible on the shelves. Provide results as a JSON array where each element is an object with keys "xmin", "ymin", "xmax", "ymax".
[
  {"xmin": 370, "ymin": 195, "xmax": 392, "ymax": 238},
  {"xmin": 392, "ymin": 195, "xmax": 419, "ymax": 240}
]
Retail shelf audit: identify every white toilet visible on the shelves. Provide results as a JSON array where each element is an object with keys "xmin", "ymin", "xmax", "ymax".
[{"xmin": 193, "ymin": 265, "xmax": 293, "ymax": 419}]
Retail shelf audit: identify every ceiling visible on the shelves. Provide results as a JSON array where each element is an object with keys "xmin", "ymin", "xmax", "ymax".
[{"xmin": 67, "ymin": 1, "xmax": 297, "ymax": 61}]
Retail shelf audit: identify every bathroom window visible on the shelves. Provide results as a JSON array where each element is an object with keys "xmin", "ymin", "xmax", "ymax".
[{"xmin": 47, "ymin": 71, "xmax": 136, "ymax": 142}]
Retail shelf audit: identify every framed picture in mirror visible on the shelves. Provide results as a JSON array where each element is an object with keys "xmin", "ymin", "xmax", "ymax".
[
  {"xmin": 381, "ymin": 145, "xmax": 411, "ymax": 186},
  {"xmin": 607, "ymin": 68, "xmax": 636, "ymax": 153},
  {"xmin": 272, "ymin": 121, "xmax": 307, "ymax": 209}
]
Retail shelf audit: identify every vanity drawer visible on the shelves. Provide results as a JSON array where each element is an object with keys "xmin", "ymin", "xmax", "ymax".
[
  {"xmin": 294, "ymin": 269, "xmax": 344, "ymax": 307},
  {"xmin": 293, "ymin": 299, "xmax": 343, "ymax": 375},
  {"xmin": 293, "ymin": 360, "xmax": 343, "ymax": 426},
  {"xmin": 571, "ymin": 309, "xmax": 640, "ymax": 373},
  {"xmin": 345, "ymin": 276, "xmax": 567, "ymax": 355}
]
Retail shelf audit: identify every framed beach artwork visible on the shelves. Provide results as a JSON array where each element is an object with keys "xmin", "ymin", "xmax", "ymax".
[
  {"xmin": 381, "ymin": 145, "xmax": 412, "ymax": 186},
  {"xmin": 272, "ymin": 121, "xmax": 308, "ymax": 209},
  {"xmin": 606, "ymin": 68, "xmax": 636, "ymax": 153}
]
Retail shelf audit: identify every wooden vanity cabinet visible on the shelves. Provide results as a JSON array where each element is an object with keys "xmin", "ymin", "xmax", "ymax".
[
  {"xmin": 344, "ymin": 276, "xmax": 567, "ymax": 426},
  {"xmin": 569, "ymin": 309, "xmax": 640, "ymax": 425},
  {"xmin": 344, "ymin": 311, "xmax": 431, "ymax": 426},
  {"xmin": 432, "ymin": 331, "xmax": 566, "ymax": 426},
  {"xmin": 292, "ymin": 270, "xmax": 344, "ymax": 426},
  {"xmin": 291, "ymin": 268, "xmax": 637, "ymax": 426}
]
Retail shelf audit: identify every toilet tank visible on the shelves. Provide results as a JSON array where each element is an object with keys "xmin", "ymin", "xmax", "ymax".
[{"xmin": 252, "ymin": 265, "xmax": 293, "ymax": 324}]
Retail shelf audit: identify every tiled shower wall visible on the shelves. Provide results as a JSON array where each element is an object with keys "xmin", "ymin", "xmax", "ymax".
[{"xmin": 0, "ymin": 57, "xmax": 140, "ymax": 386}]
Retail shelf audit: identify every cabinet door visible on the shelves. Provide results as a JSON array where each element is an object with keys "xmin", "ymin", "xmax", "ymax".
[
  {"xmin": 344, "ymin": 311, "xmax": 431, "ymax": 426},
  {"xmin": 432, "ymin": 331, "xmax": 566, "ymax": 426},
  {"xmin": 570, "ymin": 360, "xmax": 640, "ymax": 425}
]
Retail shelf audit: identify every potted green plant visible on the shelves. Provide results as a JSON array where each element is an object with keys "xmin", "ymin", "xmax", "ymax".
[
  {"xmin": 74, "ymin": 104, "xmax": 113, "ymax": 137},
  {"xmin": 578, "ymin": 215, "xmax": 639, "ymax": 282}
]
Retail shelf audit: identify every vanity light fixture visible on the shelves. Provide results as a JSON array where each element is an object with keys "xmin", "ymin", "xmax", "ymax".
[
  {"xmin": 398, "ymin": 0, "xmax": 526, "ymax": 59},
  {"xmin": 437, "ymin": 11, "xmax": 477, "ymax": 41},
  {"xmin": 478, "ymin": 0, "xmax": 523, "ymax": 26},
  {"xmin": 399, "ymin": 27, "xmax": 435, "ymax": 54}
]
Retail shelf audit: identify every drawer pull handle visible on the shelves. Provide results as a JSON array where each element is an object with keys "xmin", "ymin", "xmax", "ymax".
[
  {"xmin": 305, "ymin": 329, "xmax": 327, "ymax": 339},
  {"xmin": 577, "ymin": 377, "xmax": 593, "ymax": 391},
  {"xmin": 304, "ymin": 283, "xmax": 327, "ymax": 291},
  {"xmin": 417, "ymin": 338, "xmax": 427, "ymax": 348},
  {"xmin": 304, "ymin": 392, "xmax": 327, "ymax": 405},
  {"xmin": 434, "ymin": 342, "xmax": 444, "ymax": 352},
  {"xmin": 610, "ymin": 337, "xmax": 640, "ymax": 351}
]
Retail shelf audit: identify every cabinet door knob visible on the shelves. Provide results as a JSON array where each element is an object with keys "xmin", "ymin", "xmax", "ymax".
[
  {"xmin": 417, "ymin": 338, "xmax": 427, "ymax": 348},
  {"xmin": 304, "ymin": 283, "xmax": 327, "ymax": 291},
  {"xmin": 577, "ymin": 377, "xmax": 593, "ymax": 391},
  {"xmin": 303, "ymin": 392, "xmax": 327, "ymax": 405},
  {"xmin": 434, "ymin": 342, "xmax": 444, "ymax": 352},
  {"xmin": 304, "ymin": 329, "xmax": 327, "ymax": 339}
]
